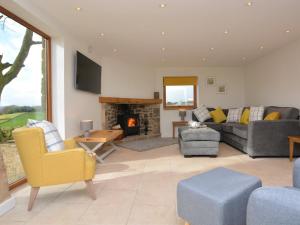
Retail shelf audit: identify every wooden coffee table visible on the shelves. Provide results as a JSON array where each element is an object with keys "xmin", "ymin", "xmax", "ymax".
[
  {"xmin": 74, "ymin": 130, "xmax": 123, "ymax": 163},
  {"xmin": 288, "ymin": 136, "xmax": 300, "ymax": 161}
]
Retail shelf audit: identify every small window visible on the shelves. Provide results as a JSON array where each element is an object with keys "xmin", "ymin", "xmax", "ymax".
[{"xmin": 163, "ymin": 76, "xmax": 197, "ymax": 110}]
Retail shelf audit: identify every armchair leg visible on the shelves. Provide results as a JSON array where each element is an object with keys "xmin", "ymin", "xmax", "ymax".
[
  {"xmin": 85, "ymin": 180, "xmax": 96, "ymax": 200},
  {"xmin": 28, "ymin": 187, "xmax": 40, "ymax": 211},
  {"xmin": 185, "ymin": 222, "xmax": 190, "ymax": 225}
]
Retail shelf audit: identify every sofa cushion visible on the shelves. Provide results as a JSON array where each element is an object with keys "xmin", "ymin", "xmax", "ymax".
[
  {"xmin": 249, "ymin": 106, "xmax": 265, "ymax": 121},
  {"xmin": 222, "ymin": 122, "xmax": 237, "ymax": 133},
  {"xmin": 226, "ymin": 108, "xmax": 243, "ymax": 122},
  {"xmin": 240, "ymin": 108, "xmax": 250, "ymax": 125},
  {"xmin": 233, "ymin": 125, "xmax": 248, "ymax": 139},
  {"xmin": 203, "ymin": 122, "xmax": 223, "ymax": 131},
  {"xmin": 264, "ymin": 106, "xmax": 299, "ymax": 120},
  {"xmin": 193, "ymin": 105, "xmax": 211, "ymax": 122},
  {"xmin": 264, "ymin": 112, "xmax": 280, "ymax": 121},
  {"xmin": 180, "ymin": 127, "xmax": 220, "ymax": 142},
  {"xmin": 210, "ymin": 107, "xmax": 227, "ymax": 123}
]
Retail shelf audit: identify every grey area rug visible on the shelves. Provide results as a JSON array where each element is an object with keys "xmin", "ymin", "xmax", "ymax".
[{"xmin": 116, "ymin": 137, "xmax": 178, "ymax": 152}]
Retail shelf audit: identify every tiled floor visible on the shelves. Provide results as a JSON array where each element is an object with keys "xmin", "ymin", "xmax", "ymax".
[{"xmin": 0, "ymin": 143, "xmax": 293, "ymax": 225}]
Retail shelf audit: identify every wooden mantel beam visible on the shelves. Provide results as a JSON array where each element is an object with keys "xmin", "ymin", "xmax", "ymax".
[{"xmin": 99, "ymin": 96, "xmax": 162, "ymax": 105}]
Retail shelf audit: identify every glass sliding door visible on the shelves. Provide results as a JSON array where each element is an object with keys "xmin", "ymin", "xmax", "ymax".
[{"xmin": 0, "ymin": 6, "xmax": 52, "ymax": 188}]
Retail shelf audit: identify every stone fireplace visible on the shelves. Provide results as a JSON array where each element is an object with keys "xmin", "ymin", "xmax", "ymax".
[{"xmin": 100, "ymin": 97, "xmax": 161, "ymax": 136}]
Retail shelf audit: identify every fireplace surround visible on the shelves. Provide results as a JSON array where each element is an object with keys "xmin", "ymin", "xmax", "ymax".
[{"xmin": 103, "ymin": 103, "xmax": 160, "ymax": 136}]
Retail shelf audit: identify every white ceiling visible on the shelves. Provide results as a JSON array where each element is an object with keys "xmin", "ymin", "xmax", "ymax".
[{"xmin": 22, "ymin": 0, "xmax": 300, "ymax": 66}]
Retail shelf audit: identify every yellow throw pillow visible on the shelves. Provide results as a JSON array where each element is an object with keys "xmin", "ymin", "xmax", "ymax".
[
  {"xmin": 264, "ymin": 112, "xmax": 280, "ymax": 121},
  {"xmin": 240, "ymin": 109, "xmax": 250, "ymax": 125},
  {"xmin": 210, "ymin": 107, "xmax": 227, "ymax": 124}
]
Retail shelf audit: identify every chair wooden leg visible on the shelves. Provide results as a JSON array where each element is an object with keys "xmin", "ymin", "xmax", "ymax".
[
  {"xmin": 184, "ymin": 222, "xmax": 190, "ymax": 225},
  {"xmin": 85, "ymin": 180, "xmax": 96, "ymax": 200},
  {"xmin": 28, "ymin": 187, "xmax": 40, "ymax": 211}
]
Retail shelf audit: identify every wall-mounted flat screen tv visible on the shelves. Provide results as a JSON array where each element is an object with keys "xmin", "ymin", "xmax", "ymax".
[{"xmin": 75, "ymin": 51, "xmax": 101, "ymax": 94}]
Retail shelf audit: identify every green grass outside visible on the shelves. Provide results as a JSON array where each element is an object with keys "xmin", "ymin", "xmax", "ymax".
[
  {"xmin": 0, "ymin": 112, "xmax": 45, "ymax": 129},
  {"xmin": 0, "ymin": 112, "xmax": 24, "ymax": 123}
]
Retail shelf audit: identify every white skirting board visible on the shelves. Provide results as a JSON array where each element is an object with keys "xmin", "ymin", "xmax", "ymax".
[{"xmin": 0, "ymin": 197, "xmax": 16, "ymax": 216}]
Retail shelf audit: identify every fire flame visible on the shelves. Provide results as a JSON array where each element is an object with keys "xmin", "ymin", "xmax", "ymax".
[{"xmin": 128, "ymin": 118, "xmax": 137, "ymax": 127}]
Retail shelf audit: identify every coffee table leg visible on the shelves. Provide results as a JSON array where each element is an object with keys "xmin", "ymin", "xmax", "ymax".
[
  {"xmin": 78, "ymin": 142, "xmax": 105, "ymax": 163},
  {"xmin": 98, "ymin": 142, "xmax": 119, "ymax": 162},
  {"xmin": 290, "ymin": 140, "xmax": 294, "ymax": 162}
]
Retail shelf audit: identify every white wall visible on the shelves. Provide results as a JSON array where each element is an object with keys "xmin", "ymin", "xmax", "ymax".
[
  {"xmin": 155, "ymin": 67, "xmax": 245, "ymax": 137},
  {"xmin": 245, "ymin": 39, "xmax": 300, "ymax": 109},
  {"xmin": 5, "ymin": 0, "xmax": 156, "ymax": 138}
]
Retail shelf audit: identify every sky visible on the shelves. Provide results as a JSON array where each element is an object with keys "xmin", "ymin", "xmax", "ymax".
[
  {"xmin": 0, "ymin": 13, "xmax": 43, "ymax": 107},
  {"xmin": 166, "ymin": 85, "xmax": 194, "ymax": 104}
]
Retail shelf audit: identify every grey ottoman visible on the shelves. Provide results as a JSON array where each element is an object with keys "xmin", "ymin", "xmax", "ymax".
[
  {"xmin": 178, "ymin": 126, "xmax": 220, "ymax": 157},
  {"xmin": 177, "ymin": 167, "xmax": 262, "ymax": 225}
]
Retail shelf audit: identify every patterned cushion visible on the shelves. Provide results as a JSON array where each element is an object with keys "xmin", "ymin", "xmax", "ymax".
[
  {"xmin": 226, "ymin": 108, "xmax": 243, "ymax": 122},
  {"xmin": 249, "ymin": 106, "xmax": 265, "ymax": 121},
  {"xmin": 27, "ymin": 119, "xmax": 64, "ymax": 152},
  {"xmin": 193, "ymin": 105, "xmax": 211, "ymax": 123}
]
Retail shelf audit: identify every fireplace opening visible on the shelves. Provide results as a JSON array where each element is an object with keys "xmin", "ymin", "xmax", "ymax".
[
  {"xmin": 117, "ymin": 112, "xmax": 140, "ymax": 136},
  {"xmin": 128, "ymin": 117, "xmax": 137, "ymax": 127}
]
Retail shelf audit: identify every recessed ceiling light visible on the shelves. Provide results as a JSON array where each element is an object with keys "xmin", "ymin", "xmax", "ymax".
[
  {"xmin": 160, "ymin": 3, "xmax": 167, "ymax": 8},
  {"xmin": 99, "ymin": 33, "xmax": 105, "ymax": 37},
  {"xmin": 224, "ymin": 30, "xmax": 229, "ymax": 34},
  {"xmin": 161, "ymin": 47, "xmax": 166, "ymax": 51},
  {"xmin": 285, "ymin": 29, "xmax": 291, "ymax": 33},
  {"xmin": 242, "ymin": 57, "xmax": 247, "ymax": 60},
  {"xmin": 75, "ymin": 7, "xmax": 81, "ymax": 11},
  {"xmin": 259, "ymin": 46, "xmax": 264, "ymax": 50},
  {"xmin": 202, "ymin": 57, "xmax": 206, "ymax": 61},
  {"xmin": 246, "ymin": 2, "xmax": 253, "ymax": 6},
  {"xmin": 161, "ymin": 31, "xmax": 166, "ymax": 36},
  {"xmin": 210, "ymin": 47, "xmax": 214, "ymax": 51},
  {"xmin": 113, "ymin": 49, "xmax": 118, "ymax": 53}
]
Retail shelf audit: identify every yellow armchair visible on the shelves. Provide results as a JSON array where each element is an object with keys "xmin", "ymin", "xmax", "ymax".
[{"xmin": 12, "ymin": 127, "xmax": 96, "ymax": 211}]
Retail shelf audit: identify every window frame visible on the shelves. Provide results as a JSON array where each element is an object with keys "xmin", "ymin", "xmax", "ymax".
[
  {"xmin": 0, "ymin": 6, "xmax": 52, "ymax": 190},
  {"xmin": 163, "ymin": 76, "xmax": 197, "ymax": 110}
]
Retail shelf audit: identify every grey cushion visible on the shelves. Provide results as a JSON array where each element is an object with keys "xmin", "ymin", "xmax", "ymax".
[
  {"xmin": 180, "ymin": 127, "xmax": 220, "ymax": 142},
  {"xmin": 177, "ymin": 167, "xmax": 262, "ymax": 225},
  {"xmin": 222, "ymin": 123, "xmax": 236, "ymax": 133},
  {"xmin": 233, "ymin": 125, "xmax": 248, "ymax": 139},
  {"xmin": 203, "ymin": 122, "xmax": 223, "ymax": 131},
  {"xmin": 264, "ymin": 106, "xmax": 299, "ymax": 120}
]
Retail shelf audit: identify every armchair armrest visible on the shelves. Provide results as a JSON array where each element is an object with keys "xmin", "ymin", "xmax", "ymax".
[
  {"xmin": 247, "ymin": 120, "xmax": 300, "ymax": 157},
  {"xmin": 247, "ymin": 187, "xmax": 300, "ymax": 225},
  {"xmin": 42, "ymin": 148, "xmax": 87, "ymax": 186}
]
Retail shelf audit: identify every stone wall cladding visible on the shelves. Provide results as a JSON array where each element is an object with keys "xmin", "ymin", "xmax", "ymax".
[{"xmin": 104, "ymin": 104, "xmax": 160, "ymax": 135}]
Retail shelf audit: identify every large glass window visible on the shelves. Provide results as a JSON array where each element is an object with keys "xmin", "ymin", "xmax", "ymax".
[
  {"xmin": 0, "ymin": 6, "xmax": 51, "ymax": 188},
  {"xmin": 163, "ymin": 76, "xmax": 197, "ymax": 110}
]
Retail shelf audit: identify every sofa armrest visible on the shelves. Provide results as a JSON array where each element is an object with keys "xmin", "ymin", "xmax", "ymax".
[
  {"xmin": 247, "ymin": 187, "xmax": 300, "ymax": 225},
  {"xmin": 247, "ymin": 120, "xmax": 300, "ymax": 157}
]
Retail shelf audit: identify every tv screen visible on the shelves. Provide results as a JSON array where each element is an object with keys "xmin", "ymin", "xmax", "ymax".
[{"xmin": 75, "ymin": 51, "xmax": 101, "ymax": 94}]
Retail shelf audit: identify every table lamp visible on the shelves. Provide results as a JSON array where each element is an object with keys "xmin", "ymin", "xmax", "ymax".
[
  {"xmin": 179, "ymin": 109, "xmax": 187, "ymax": 121},
  {"xmin": 80, "ymin": 120, "xmax": 93, "ymax": 137}
]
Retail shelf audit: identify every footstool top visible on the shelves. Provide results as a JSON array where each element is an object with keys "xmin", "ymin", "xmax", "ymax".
[
  {"xmin": 179, "ymin": 167, "xmax": 261, "ymax": 202},
  {"xmin": 179, "ymin": 127, "xmax": 220, "ymax": 142}
]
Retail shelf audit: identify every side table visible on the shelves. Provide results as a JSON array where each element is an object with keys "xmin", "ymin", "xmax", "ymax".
[
  {"xmin": 173, "ymin": 121, "xmax": 188, "ymax": 138},
  {"xmin": 288, "ymin": 136, "xmax": 300, "ymax": 161}
]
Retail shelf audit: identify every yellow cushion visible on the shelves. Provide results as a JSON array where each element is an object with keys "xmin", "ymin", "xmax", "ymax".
[
  {"xmin": 210, "ymin": 107, "xmax": 227, "ymax": 123},
  {"xmin": 264, "ymin": 112, "xmax": 280, "ymax": 121},
  {"xmin": 240, "ymin": 109, "xmax": 250, "ymax": 125}
]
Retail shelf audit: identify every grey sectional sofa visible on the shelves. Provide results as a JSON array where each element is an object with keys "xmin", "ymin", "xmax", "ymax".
[{"xmin": 192, "ymin": 106, "xmax": 300, "ymax": 157}]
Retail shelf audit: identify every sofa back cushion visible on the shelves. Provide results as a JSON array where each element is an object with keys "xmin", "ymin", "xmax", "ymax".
[
  {"xmin": 264, "ymin": 106, "xmax": 299, "ymax": 120},
  {"xmin": 192, "ymin": 108, "xmax": 229, "ymax": 122}
]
